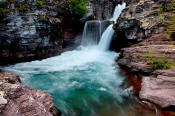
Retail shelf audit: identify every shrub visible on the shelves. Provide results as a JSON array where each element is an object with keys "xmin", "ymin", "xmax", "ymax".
[
  {"xmin": 36, "ymin": 0, "xmax": 46, "ymax": 8},
  {"xmin": 158, "ymin": 7, "xmax": 163, "ymax": 16},
  {"xmin": 166, "ymin": 0, "xmax": 175, "ymax": 36},
  {"xmin": 167, "ymin": 14, "xmax": 175, "ymax": 35},
  {"xmin": 0, "ymin": 89, "xmax": 8, "ymax": 95},
  {"xmin": 57, "ymin": 0, "xmax": 88, "ymax": 17},
  {"xmin": 142, "ymin": 53, "xmax": 175, "ymax": 70},
  {"xmin": 0, "ymin": 8, "xmax": 9, "ymax": 17},
  {"xmin": 17, "ymin": 5, "xmax": 28, "ymax": 12},
  {"xmin": 151, "ymin": 56, "xmax": 172, "ymax": 70},
  {"xmin": 0, "ymin": 1, "xmax": 6, "ymax": 8},
  {"xmin": 37, "ymin": 14, "xmax": 47, "ymax": 21},
  {"xmin": 71, "ymin": 0, "xmax": 88, "ymax": 16}
]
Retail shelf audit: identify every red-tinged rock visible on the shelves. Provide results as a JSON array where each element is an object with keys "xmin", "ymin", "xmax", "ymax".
[
  {"xmin": 140, "ymin": 76, "xmax": 175, "ymax": 108},
  {"xmin": 0, "ymin": 72, "xmax": 61, "ymax": 116},
  {"xmin": 118, "ymin": 45, "xmax": 175, "ymax": 75},
  {"xmin": 154, "ymin": 67, "xmax": 175, "ymax": 77}
]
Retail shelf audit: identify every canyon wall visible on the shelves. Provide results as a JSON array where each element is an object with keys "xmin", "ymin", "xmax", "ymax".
[{"xmin": 116, "ymin": 0, "xmax": 175, "ymax": 109}]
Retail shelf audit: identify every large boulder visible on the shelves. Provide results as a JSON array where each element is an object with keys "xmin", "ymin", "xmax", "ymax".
[{"xmin": 0, "ymin": 72, "xmax": 61, "ymax": 116}]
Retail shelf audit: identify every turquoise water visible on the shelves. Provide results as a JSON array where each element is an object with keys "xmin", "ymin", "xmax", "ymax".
[
  {"xmin": 1, "ymin": 2, "xmax": 159, "ymax": 115},
  {"xmin": 2, "ymin": 3, "xmax": 132, "ymax": 116},
  {"xmin": 3, "ymin": 46, "xmax": 133, "ymax": 116}
]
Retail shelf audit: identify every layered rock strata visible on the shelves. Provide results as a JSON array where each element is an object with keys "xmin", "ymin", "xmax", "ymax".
[{"xmin": 0, "ymin": 72, "xmax": 61, "ymax": 116}]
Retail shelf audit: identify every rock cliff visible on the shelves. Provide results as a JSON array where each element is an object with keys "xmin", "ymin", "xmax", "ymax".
[
  {"xmin": 116, "ymin": 0, "xmax": 175, "ymax": 109},
  {"xmin": 0, "ymin": 0, "xmax": 83, "ymax": 65},
  {"xmin": 112, "ymin": 0, "xmax": 171, "ymax": 51},
  {"xmin": 0, "ymin": 72, "xmax": 61, "ymax": 116}
]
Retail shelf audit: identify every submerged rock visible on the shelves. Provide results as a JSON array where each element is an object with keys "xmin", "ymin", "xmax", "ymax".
[{"xmin": 0, "ymin": 72, "xmax": 61, "ymax": 116}]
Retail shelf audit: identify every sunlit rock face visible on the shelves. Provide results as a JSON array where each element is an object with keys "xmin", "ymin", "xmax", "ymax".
[
  {"xmin": 0, "ymin": 72, "xmax": 61, "ymax": 116},
  {"xmin": 140, "ymin": 75, "xmax": 175, "ymax": 108},
  {"xmin": 111, "ymin": 0, "xmax": 171, "ymax": 51},
  {"xmin": 117, "ymin": 44, "xmax": 175, "ymax": 108},
  {"xmin": 0, "ymin": 0, "xmax": 63, "ymax": 65}
]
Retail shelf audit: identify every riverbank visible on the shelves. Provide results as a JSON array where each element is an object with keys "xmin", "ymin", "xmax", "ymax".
[
  {"xmin": 116, "ymin": 0, "xmax": 175, "ymax": 114},
  {"xmin": 0, "ymin": 72, "xmax": 61, "ymax": 116}
]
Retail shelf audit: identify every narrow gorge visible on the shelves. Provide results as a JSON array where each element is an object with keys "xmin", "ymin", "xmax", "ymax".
[{"xmin": 0, "ymin": 0, "xmax": 175, "ymax": 116}]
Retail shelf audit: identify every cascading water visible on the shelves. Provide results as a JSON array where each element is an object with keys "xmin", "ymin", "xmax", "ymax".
[
  {"xmin": 110, "ymin": 3, "xmax": 126, "ymax": 23},
  {"xmin": 81, "ymin": 20, "xmax": 112, "ymax": 46},
  {"xmin": 0, "ymin": 3, "xmax": 146, "ymax": 116},
  {"xmin": 98, "ymin": 3, "xmax": 126, "ymax": 51},
  {"xmin": 82, "ymin": 3, "xmax": 126, "ymax": 51},
  {"xmin": 98, "ymin": 25, "xmax": 115, "ymax": 51},
  {"xmin": 81, "ymin": 20, "xmax": 102, "ymax": 46}
]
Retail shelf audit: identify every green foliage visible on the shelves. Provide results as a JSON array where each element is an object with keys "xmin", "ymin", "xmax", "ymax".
[
  {"xmin": 17, "ymin": 5, "xmax": 28, "ymax": 12},
  {"xmin": 166, "ymin": 0, "xmax": 175, "ymax": 36},
  {"xmin": 0, "ymin": 89, "xmax": 8, "ymax": 95},
  {"xmin": 142, "ymin": 52, "xmax": 175, "ymax": 70},
  {"xmin": 37, "ymin": 14, "xmax": 47, "ymax": 21},
  {"xmin": 0, "ymin": 1, "xmax": 10, "ymax": 18},
  {"xmin": 7, "ymin": 0, "xmax": 17, "ymax": 3},
  {"xmin": 71, "ymin": 0, "xmax": 88, "ymax": 16},
  {"xmin": 158, "ymin": 7, "xmax": 163, "ymax": 16},
  {"xmin": 151, "ymin": 57, "xmax": 172, "ymax": 70},
  {"xmin": 167, "ymin": 14, "xmax": 175, "ymax": 35},
  {"xmin": 0, "ymin": 8, "xmax": 9, "ymax": 17},
  {"xmin": 57, "ymin": 0, "xmax": 88, "ymax": 17},
  {"xmin": 0, "ymin": 1, "xmax": 6, "ymax": 7},
  {"xmin": 36, "ymin": 0, "xmax": 46, "ymax": 7}
]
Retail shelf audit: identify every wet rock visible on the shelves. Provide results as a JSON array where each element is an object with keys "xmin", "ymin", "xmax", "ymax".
[
  {"xmin": 0, "ymin": 72, "xmax": 61, "ymax": 116},
  {"xmin": 90, "ymin": 0, "xmax": 123, "ymax": 20}
]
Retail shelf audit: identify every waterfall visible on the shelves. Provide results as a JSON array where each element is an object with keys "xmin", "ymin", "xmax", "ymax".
[
  {"xmin": 81, "ymin": 20, "xmax": 102, "ymax": 46},
  {"xmin": 1, "ymin": 3, "xmax": 131, "ymax": 116},
  {"xmin": 81, "ymin": 20, "xmax": 112, "ymax": 46},
  {"xmin": 110, "ymin": 3, "xmax": 126, "ymax": 23},
  {"xmin": 81, "ymin": 3, "xmax": 126, "ymax": 50},
  {"xmin": 98, "ymin": 3, "xmax": 126, "ymax": 51},
  {"xmin": 98, "ymin": 24, "xmax": 115, "ymax": 51}
]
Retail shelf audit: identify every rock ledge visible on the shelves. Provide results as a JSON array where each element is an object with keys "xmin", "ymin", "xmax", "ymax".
[{"xmin": 0, "ymin": 72, "xmax": 61, "ymax": 116}]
